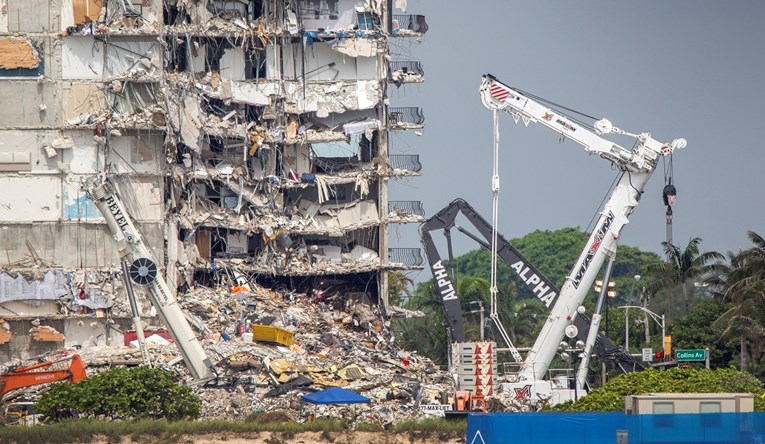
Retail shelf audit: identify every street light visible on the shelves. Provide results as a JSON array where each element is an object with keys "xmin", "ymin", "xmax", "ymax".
[
  {"xmin": 559, "ymin": 339, "xmax": 586, "ymax": 401},
  {"xmin": 628, "ymin": 275, "xmax": 641, "ymax": 305},
  {"xmin": 618, "ymin": 305, "xmax": 665, "ymax": 355}
]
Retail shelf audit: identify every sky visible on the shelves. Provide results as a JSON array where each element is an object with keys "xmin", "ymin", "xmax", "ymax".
[{"xmin": 386, "ymin": 0, "xmax": 765, "ymax": 282}]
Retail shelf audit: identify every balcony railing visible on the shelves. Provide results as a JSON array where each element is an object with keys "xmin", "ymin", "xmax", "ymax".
[
  {"xmin": 388, "ymin": 200, "xmax": 425, "ymax": 217},
  {"xmin": 388, "ymin": 154, "xmax": 422, "ymax": 173},
  {"xmin": 388, "ymin": 248, "xmax": 424, "ymax": 267},
  {"xmin": 392, "ymin": 14, "xmax": 429, "ymax": 34},
  {"xmin": 388, "ymin": 107, "xmax": 424, "ymax": 127},
  {"xmin": 388, "ymin": 61, "xmax": 424, "ymax": 80}
]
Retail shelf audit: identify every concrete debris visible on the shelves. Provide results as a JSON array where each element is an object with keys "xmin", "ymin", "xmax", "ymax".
[{"xmin": 0, "ymin": 282, "xmax": 472, "ymax": 424}]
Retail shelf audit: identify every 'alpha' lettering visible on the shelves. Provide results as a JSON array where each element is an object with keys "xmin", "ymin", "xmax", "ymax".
[
  {"xmin": 510, "ymin": 261, "xmax": 557, "ymax": 307},
  {"xmin": 431, "ymin": 261, "xmax": 458, "ymax": 301}
]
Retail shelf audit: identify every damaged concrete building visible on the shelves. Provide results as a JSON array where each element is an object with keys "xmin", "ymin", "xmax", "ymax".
[{"xmin": 0, "ymin": 0, "xmax": 428, "ymax": 362}]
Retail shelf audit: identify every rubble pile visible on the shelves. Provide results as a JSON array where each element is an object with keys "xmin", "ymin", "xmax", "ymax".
[{"xmin": 59, "ymin": 283, "xmax": 461, "ymax": 424}]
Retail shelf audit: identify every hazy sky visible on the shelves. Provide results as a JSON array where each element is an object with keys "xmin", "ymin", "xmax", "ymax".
[{"xmin": 387, "ymin": 1, "xmax": 765, "ymax": 281}]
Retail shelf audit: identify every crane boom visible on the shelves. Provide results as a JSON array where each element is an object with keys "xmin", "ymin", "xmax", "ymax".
[
  {"xmin": 479, "ymin": 74, "xmax": 685, "ymax": 400},
  {"xmin": 83, "ymin": 176, "xmax": 213, "ymax": 381}
]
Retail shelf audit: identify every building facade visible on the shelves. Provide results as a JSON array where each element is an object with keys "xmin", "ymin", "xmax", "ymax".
[{"xmin": 0, "ymin": 0, "xmax": 426, "ymax": 361}]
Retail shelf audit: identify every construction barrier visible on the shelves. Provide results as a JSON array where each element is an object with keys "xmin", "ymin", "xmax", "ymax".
[{"xmin": 466, "ymin": 411, "xmax": 765, "ymax": 444}]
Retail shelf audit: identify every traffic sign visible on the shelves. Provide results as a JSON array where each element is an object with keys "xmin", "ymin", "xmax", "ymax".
[
  {"xmin": 676, "ymin": 349, "xmax": 706, "ymax": 361},
  {"xmin": 642, "ymin": 348, "xmax": 653, "ymax": 362}
]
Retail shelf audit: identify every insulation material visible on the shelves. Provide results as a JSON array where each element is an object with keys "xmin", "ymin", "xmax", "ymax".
[
  {"xmin": 0, "ymin": 176, "xmax": 61, "ymax": 221},
  {"xmin": 0, "ymin": 270, "xmax": 69, "ymax": 303},
  {"xmin": 63, "ymin": 178, "xmax": 102, "ymax": 220},
  {"xmin": 0, "ymin": 38, "xmax": 40, "ymax": 70},
  {"xmin": 62, "ymin": 36, "xmax": 104, "ymax": 79},
  {"xmin": 104, "ymin": 39, "xmax": 161, "ymax": 78},
  {"xmin": 220, "ymin": 47, "xmax": 245, "ymax": 81},
  {"xmin": 62, "ymin": 83, "xmax": 105, "ymax": 120}
]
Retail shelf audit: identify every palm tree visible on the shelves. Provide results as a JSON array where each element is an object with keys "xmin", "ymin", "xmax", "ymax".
[
  {"xmin": 387, "ymin": 271, "xmax": 414, "ymax": 306},
  {"xmin": 645, "ymin": 237, "xmax": 724, "ymax": 319},
  {"xmin": 713, "ymin": 231, "xmax": 765, "ymax": 372}
]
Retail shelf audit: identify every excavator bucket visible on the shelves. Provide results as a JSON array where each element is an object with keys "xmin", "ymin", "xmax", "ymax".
[{"xmin": 69, "ymin": 355, "xmax": 87, "ymax": 383}]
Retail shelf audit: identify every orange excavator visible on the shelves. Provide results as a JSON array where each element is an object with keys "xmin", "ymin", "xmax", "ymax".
[{"xmin": 0, "ymin": 354, "xmax": 86, "ymax": 399}]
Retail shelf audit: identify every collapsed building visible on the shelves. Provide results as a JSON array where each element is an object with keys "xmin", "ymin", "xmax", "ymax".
[{"xmin": 0, "ymin": 0, "xmax": 428, "ymax": 369}]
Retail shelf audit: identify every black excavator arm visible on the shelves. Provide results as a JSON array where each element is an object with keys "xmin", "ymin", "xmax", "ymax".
[{"xmin": 419, "ymin": 198, "xmax": 643, "ymax": 373}]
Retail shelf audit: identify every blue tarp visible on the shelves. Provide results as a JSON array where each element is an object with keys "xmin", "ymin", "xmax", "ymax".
[{"xmin": 301, "ymin": 387, "xmax": 370, "ymax": 405}]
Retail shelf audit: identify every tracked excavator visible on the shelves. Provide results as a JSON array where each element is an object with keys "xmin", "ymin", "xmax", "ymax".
[{"xmin": 0, "ymin": 354, "xmax": 87, "ymax": 425}]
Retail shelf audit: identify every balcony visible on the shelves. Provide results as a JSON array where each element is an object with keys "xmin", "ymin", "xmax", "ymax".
[
  {"xmin": 388, "ymin": 154, "xmax": 422, "ymax": 173},
  {"xmin": 388, "ymin": 200, "xmax": 425, "ymax": 218},
  {"xmin": 392, "ymin": 14, "xmax": 429, "ymax": 34},
  {"xmin": 388, "ymin": 61, "xmax": 424, "ymax": 84},
  {"xmin": 388, "ymin": 107, "xmax": 424, "ymax": 129},
  {"xmin": 388, "ymin": 248, "xmax": 424, "ymax": 267}
]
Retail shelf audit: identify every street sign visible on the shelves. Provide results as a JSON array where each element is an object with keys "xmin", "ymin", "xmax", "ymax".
[
  {"xmin": 642, "ymin": 348, "xmax": 653, "ymax": 362},
  {"xmin": 676, "ymin": 349, "xmax": 706, "ymax": 361}
]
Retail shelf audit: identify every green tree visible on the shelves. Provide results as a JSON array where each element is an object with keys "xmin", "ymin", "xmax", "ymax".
[
  {"xmin": 36, "ymin": 366, "xmax": 201, "ymax": 421},
  {"xmin": 645, "ymin": 237, "xmax": 723, "ymax": 319},
  {"xmin": 714, "ymin": 231, "xmax": 765, "ymax": 374},
  {"xmin": 669, "ymin": 297, "xmax": 734, "ymax": 368},
  {"xmin": 387, "ymin": 271, "xmax": 414, "ymax": 306}
]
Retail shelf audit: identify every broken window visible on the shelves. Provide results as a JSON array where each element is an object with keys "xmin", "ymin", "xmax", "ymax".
[{"xmin": 357, "ymin": 11, "xmax": 374, "ymax": 30}]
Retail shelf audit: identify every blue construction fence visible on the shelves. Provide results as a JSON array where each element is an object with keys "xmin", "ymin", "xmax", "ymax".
[{"xmin": 466, "ymin": 411, "xmax": 765, "ymax": 444}]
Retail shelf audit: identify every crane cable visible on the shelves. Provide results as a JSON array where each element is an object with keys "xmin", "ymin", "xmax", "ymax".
[
  {"xmin": 490, "ymin": 110, "xmax": 522, "ymax": 363},
  {"xmin": 662, "ymin": 155, "xmax": 677, "ymax": 251}
]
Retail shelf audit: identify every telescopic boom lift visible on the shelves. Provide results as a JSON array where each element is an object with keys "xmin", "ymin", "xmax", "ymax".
[{"xmin": 83, "ymin": 175, "xmax": 214, "ymax": 381}]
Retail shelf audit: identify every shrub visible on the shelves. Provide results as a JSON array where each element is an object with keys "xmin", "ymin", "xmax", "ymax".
[{"xmin": 36, "ymin": 366, "xmax": 201, "ymax": 421}]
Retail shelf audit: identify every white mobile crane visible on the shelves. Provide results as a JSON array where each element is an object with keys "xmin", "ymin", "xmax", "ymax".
[
  {"xmin": 478, "ymin": 74, "xmax": 686, "ymax": 404},
  {"xmin": 83, "ymin": 175, "xmax": 214, "ymax": 381}
]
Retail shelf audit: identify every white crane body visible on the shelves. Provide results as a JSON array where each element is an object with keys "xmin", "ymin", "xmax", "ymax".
[{"xmin": 479, "ymin": 74, "xmax": 685, "ymax": 404}]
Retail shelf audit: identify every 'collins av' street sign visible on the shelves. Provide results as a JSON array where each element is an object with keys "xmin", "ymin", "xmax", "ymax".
[{"xmin": 676, "ymin": 349, "xmax": 706, "ymax": 361}]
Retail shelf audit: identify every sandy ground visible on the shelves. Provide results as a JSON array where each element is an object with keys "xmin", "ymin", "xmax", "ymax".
[
  {"xmin": 185, "ymin": 432, "xmax": 464, "ymax": 443},
  {"xmin": 91, "ymin": 432, "xmax": 465, "ymax": 444}
]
